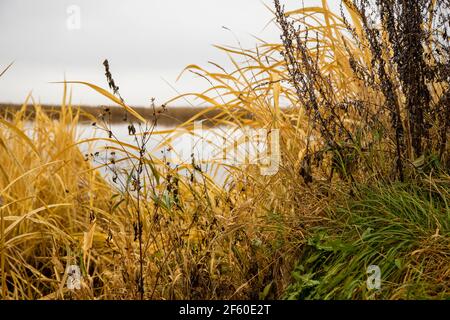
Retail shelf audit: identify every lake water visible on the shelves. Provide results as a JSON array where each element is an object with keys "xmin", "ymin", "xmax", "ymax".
[{"xmin": 75, "ymin": 122, "xmax": 277, "ymax": 186}]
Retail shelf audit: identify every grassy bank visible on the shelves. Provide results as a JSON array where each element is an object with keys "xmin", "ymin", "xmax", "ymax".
[
  {"xmin": 1, "ymin": 102, "xmax": 447, "ymax": 300},
  {"xmin": 0, "ymin": 0, "xmax": 449, "ymax": 300},
  {"xmin": 0, "ymin": 101, "xmax": 304, "ymax": 299},
  {"xmin": 284, "ymin": 181, "xmax": 450, "ymax": 300}
]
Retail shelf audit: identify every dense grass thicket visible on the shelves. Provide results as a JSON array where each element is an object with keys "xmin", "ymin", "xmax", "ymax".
[
  {"xmin": 0, "ymin": 0, "xmax": 449, "ymax": 299},
  {"xmin": 284, "ymin": 182, "xmax": 449, "ymax": 299}
]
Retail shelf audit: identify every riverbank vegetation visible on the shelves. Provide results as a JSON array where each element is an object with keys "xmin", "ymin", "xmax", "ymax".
[{"xmin": 0, "ymin": 0, "xmax": 448, "ymax": 299}]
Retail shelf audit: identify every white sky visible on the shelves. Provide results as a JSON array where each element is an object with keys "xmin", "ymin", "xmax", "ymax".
[{"xmin": 0, "ymin": 0, "xmax": 341, "ymax": 106}]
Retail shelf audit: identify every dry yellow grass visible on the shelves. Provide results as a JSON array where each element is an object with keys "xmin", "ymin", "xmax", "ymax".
[{"xmin": 0, "ymin": 90, "xmax": 310, "ymax": 299}]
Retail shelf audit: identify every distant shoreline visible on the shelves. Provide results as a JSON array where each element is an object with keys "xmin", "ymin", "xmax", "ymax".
[{"xmin": 0, "ymin": 103, "xmax": 223, "ymax": 125}]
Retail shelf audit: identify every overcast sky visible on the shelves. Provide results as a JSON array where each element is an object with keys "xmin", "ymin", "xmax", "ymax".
[{"xmin": 0, "ymin": 0, "xmax": 340, "ymax": 106}]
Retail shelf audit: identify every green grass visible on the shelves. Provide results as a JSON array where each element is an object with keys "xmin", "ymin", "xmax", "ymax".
[{"xmin": 283, "ymin": 179, "xmax": 450, "ymax": 300}]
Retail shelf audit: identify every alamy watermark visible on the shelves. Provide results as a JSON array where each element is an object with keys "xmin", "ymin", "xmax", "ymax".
[
  {"xmin": 66, "ymin": 264, "xmax": 81, "ymax": 290},
  {"xmin": 66, "ymin": 5, "xmax": 81, "ymax": 30},
  {"xmin": 366, "ymin": 265, "xmax": 381, "ymax": 290}
]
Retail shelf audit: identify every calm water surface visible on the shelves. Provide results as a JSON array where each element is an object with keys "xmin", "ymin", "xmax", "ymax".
[{"xmin": 75, "ymin": 122, "xmax": 267, "ymax": 186}]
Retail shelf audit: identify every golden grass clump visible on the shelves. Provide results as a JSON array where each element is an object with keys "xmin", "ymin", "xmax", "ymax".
[
  {"xmin": 0, "ymin": 91, "xmax": 306, "ymax": 299},
  {"xmin": 0, "ymin": 95, "xmax": 112, "ymax": 299}
]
